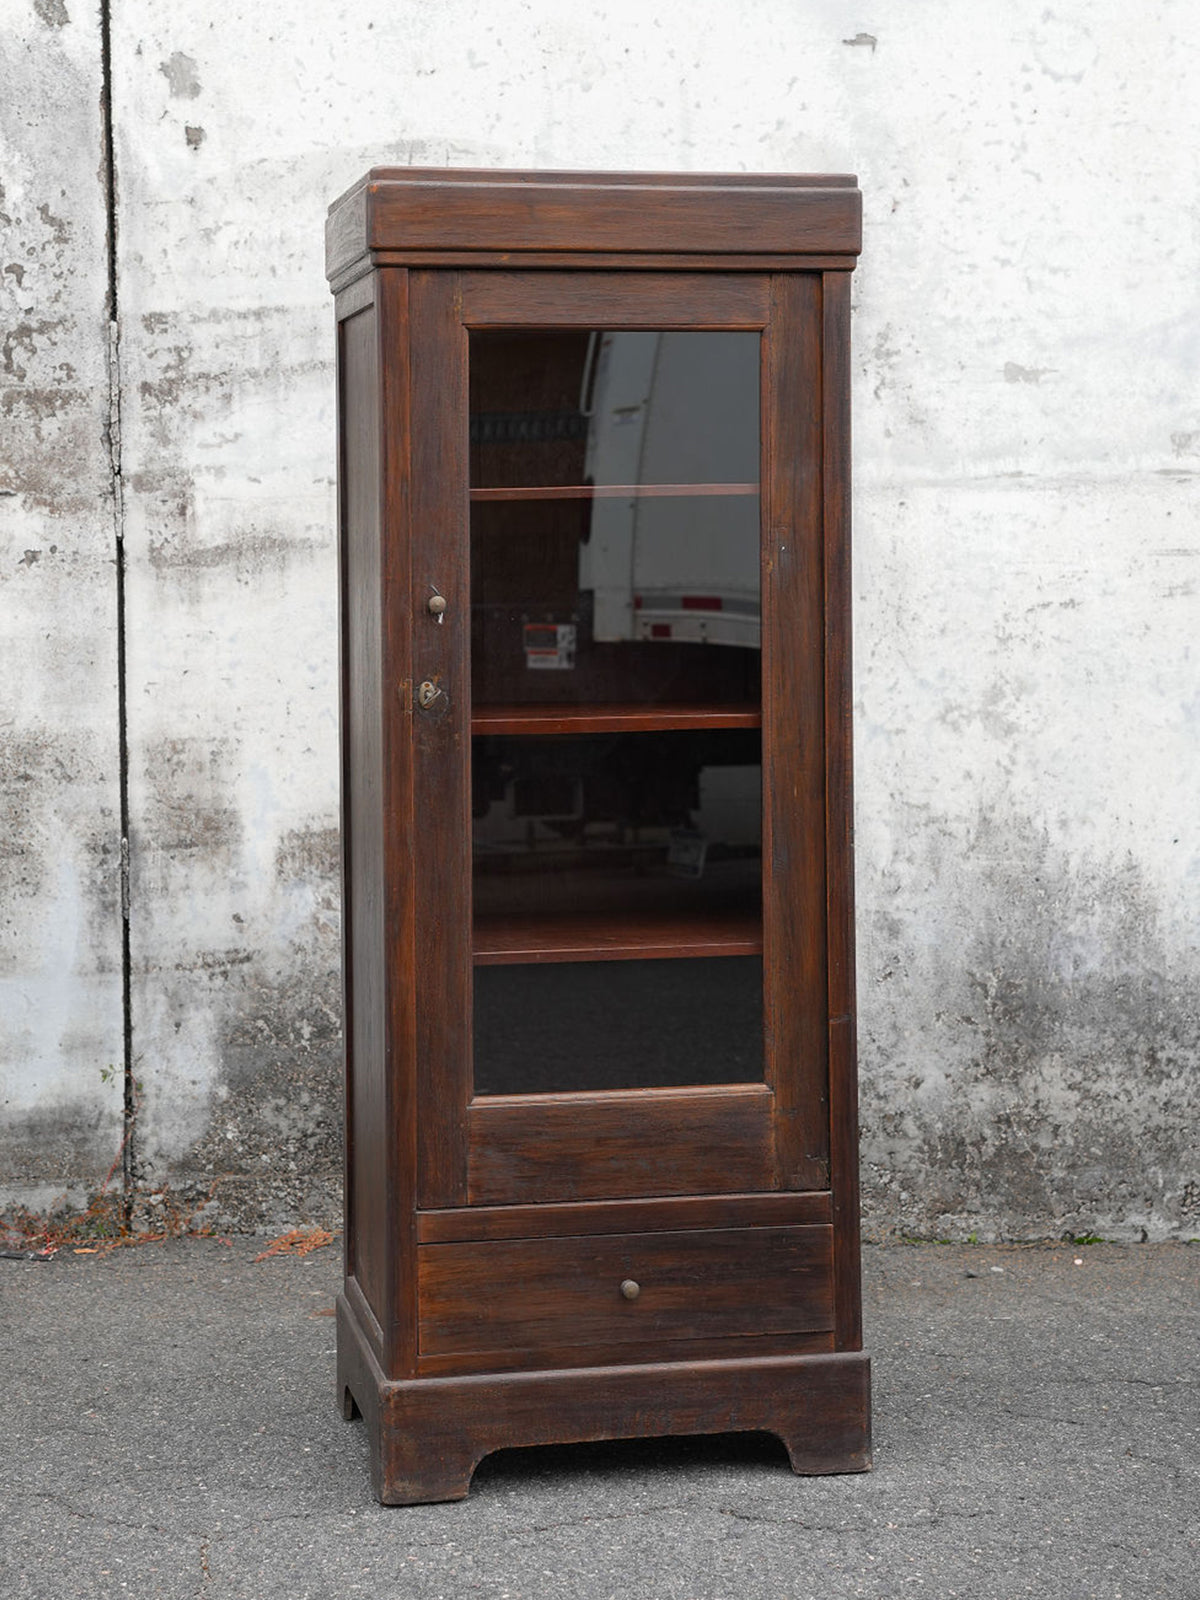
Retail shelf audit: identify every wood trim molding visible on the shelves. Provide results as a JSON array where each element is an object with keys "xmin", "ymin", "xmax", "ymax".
[{"xmin": 327, "ymin": 170, "xmax": 862, "ymax": 282}]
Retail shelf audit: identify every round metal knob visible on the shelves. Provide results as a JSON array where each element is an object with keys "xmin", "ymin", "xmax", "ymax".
[
  {"xmin": 620, "ymin": 1278, "xmax": 640, "ymax": 1301},
  {"xmin": 427, "ymin": 593, "xmax": 447, "ymax": 619}
]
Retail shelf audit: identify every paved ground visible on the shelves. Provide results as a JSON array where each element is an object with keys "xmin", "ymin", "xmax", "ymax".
[{"xmin": 1, "ymin": 1239, "xmax": 1195, "ymax": 1599}]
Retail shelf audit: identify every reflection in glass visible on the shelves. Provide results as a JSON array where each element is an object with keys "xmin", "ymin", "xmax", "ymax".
[
  {"xmin": 469, "ymin": 330, "xmax": 761, "ymax": 709},
  {"xmin": 468, "ymin": 328, "xmax": 765, "ymax": 1098},
  {"xmin": 473, "ymin": 730, "xmax": 761, "ymax": 927}
]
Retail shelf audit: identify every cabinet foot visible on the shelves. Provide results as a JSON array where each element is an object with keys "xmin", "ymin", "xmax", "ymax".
[
  {"xmin": 338, "ymin": 1294, "xmax": 870, "ymax": 1504},
  {"xmin": 779, "ymin": 1420, "xmax": 872, "ymax": 1476},
  {"xmin": 376, "ymin": 1438, "xmax": 479, "ymax": 1506},
  {"xmin": 336, "ymin": 1295, "xmax": 481, "ymax": 1504}
]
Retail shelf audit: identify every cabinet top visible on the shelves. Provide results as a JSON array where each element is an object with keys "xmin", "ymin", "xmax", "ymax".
[{"xmin": 325, "ymin": 167, "xmax": 861, "ymax": 287}]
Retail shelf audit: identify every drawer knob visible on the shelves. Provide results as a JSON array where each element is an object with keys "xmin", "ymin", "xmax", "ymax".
[{"xmin": 619, "ymin": 1278, "xmax": 640, "ymax": 1301}]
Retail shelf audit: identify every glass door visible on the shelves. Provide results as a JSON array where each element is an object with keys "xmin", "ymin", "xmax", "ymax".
[
  {"xmin": 470, "ymin": 326, "xmax": 763, "ymax": 1095},
  {"xmin": 408, "ymin": 272, "xmax": 828, "ymax": 1208}
]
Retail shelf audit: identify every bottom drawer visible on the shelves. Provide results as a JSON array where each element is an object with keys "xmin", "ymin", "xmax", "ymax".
[{"xmin": 418, "ymin": 1224, "xmax": 834, "ymax": 1358}]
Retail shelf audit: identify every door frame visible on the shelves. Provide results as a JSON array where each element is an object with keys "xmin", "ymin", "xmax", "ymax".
[{"xmin": 400, "ymin": 269, "xmax": 831, "ymax": 1208}]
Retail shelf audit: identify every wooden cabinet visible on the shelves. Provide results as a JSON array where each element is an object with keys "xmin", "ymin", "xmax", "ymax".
[{"xmin": 325, "ymin": 168, "xmax": 869, "ymax": 1505}]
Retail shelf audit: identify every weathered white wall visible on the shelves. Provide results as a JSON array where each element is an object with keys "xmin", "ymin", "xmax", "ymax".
[
  {"xmin": 844, "ymin": 8, "xmax": 1200, "ymax": 1239},
  {"xmin": 3, "ymin": 1, "xmax": 1198, "ymax": 1236},
  {"xmin": 111, "ymin": 8, "xmax": 346, "ymax": 1222},
  {"xmin": 0, "ymin": 1, "xmax": 125, "ymax": 1208}
]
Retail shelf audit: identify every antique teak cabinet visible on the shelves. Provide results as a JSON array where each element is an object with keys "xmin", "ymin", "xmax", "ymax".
[{"xmin": 325, "ymin": 169, "xmax": 868, "ymax": 1504}]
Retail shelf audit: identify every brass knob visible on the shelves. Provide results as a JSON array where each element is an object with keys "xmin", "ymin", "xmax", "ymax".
[
  {"xmin": 427, "ymin": 593, "xmax": 447, "ymax": 620},
  {"xmin": 620, "ymin": 1279, "xmax": 640, "ymax": 1301}
]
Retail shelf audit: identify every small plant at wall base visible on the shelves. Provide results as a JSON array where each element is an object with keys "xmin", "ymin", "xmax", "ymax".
[{"xmin": 0, "ymin": 1072, "xmax": 230, "ymax": 1256}]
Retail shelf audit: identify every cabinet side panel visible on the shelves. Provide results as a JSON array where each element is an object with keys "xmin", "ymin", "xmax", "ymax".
[
  {"xmin": 762, "ymin": 275, "xmax": 829, "ymax": 1190},
  {"xmin": 822, "ymin": 271, "xmax": 863, "ymax": 1351},
  {"xmin": 378, "ymin": 270, "xmax": 420, "ymax": 1373},
  {"xmin": 339, "ymin": 303, "xmax": 388, "ymax": 1332}
]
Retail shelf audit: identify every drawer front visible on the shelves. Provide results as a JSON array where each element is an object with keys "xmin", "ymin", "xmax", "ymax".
[{"xmin": 419, "ymin": 1224, "xmax": 834, "ymax": 1358}]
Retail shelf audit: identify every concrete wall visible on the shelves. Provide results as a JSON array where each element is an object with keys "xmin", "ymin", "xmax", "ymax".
[
  {"xmin": 3, "ymin": 0, "xmax": 1198, "ymax": 1238},
  {"xmin": 1, "ymin": 2, "xmax": 125, "ymax": 1209}
]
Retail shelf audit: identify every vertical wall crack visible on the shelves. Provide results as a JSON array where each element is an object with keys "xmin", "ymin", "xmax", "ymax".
[{"xmin": 99, "ymin": 0, "xmax": 136, "ymax": 1221}]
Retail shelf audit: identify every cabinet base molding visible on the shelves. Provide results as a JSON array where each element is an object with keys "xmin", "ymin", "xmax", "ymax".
[{"xmin": 337, "ymin": 1295, "xmax": 871, "ymax": 1505}]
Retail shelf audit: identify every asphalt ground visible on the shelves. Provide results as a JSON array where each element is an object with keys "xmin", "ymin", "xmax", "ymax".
[{"xmin": 1, "ymin": 1239, "xmax": 1196, "ymax": 1599}]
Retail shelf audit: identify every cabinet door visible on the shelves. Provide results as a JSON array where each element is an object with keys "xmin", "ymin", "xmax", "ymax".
[{"xmin": 405, "ymin": 270, "xmax": 830, "ymax": 1207}]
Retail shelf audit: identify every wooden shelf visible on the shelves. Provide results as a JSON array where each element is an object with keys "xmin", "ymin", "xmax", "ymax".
[
  {"xmin": 470, "ymin": 482, "xmax": 758, "ymax": 503},
  {"xmin": 472, "ymin": 703, "xmax": 761, "ymax": 736},
  {"xmin": 473, "ymin": 909, "xmax": 762, "ymax": 966}
]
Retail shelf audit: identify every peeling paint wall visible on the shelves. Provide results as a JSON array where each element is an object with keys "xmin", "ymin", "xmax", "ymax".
[
  {"xmin": 845, "ymin": 6, "xmax": 1200, "ymax": 1240},
  {"xmin": 3, "ymin": 1, "xmax": 1198, "ymax": 1236},
  {"xmin": 111, "ymin": 8, "xmax": 347, "ymax": 1223},
  {"xmin": 1, "ymin": 1, "xmax": 125, "ymax": 1204}
]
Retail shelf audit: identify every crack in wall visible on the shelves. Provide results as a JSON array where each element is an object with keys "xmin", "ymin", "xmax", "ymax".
[{"xmin": 99, "ymin": 0, "xmax": 136, "ymax": 1222}]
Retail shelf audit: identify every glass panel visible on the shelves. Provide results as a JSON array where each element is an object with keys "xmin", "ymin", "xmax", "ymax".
[
  {"xmin": 469, "ymin": 330, "xmax": 760, "ymax": 710},
  {"xmin": 473, "ymin": 730, "xmax": 761, "ymax": 927},
  {"xmin": 469, "ymin": 328, "xmax": 764, "ymax": 1096},
  {"xmin": 472, "ymin": 727, "xmax": 762, "ymax": 1093},
  {"xmin": 473, "ymin": 958, "xmax": 763, "ymax": 1095}
]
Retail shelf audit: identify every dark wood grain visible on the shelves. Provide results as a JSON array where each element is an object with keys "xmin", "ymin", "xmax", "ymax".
[
  {"xmin": 418, "ymin": 1224, "xmax": 834, "ymax": 1357},
  {"xmin": 761, "ymin": 273, "xmax": 829, "ymax": 1193},
  {"xmin": 337, "ymin": 297, "xmax": 390, "ymax": 1337},
  {"xmin": 469, "ymin": 483, "xmax": 758, "ymax": 502},
  {"xmin": 335, "ymin": 270, "xmax": 375, "ymax": 320},
  {"xmin": 331, "ymin": 252, "xmax": 858, "ymax": 289},
  {"xmin": 822, "ymin": 270, "xmax": 863, "ymax": 1352},
  {"xmin": 325, "ymin": 168, "xmax": 860, "ymax": 283},
  {"xmin": 467, "ymin": 1084, "xmax": 776, "ymax": 1205},
  {"xmin": 364, "ymin": 178, "xmax": 861, "ymax": 258},
  {"xmin": 343, "ymin": 1271, "xmax": 384, "ymax": 1362},
  {"xmin": 473, "ymin": 908, "xmax": 762, "ymax": 966},
  {"xmin": 376, "ymin": 268, "xmax": 419, "ymax": 1375},
  {"xmin": 327, "ymin": 171, "xmax": 860, "ymax": 286},
  {"xmin": 325, "ymin": 180, "xmax": 369, "ymax": 283},
  {"xmin": 415, "ymin": 1327, "xmax": 834, "ymax": 1378},
  {"xmin": 470, "ymin": 703, "xmax": 761, "ymax": 735},
  {"xmin": 339, "ymin": 1293, "xmax": 870, "ymax": 1505},
  {"xmin": 408, "ymin": 270, "xmax": 472, "ymax": 1213},
  {"xmin": 416, "ymin": 1189, "xmax": 832, "ymax": 1243},
  {"xmin": 461, "ymin": 271, "xmax": 768, "ymax": 329}
]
